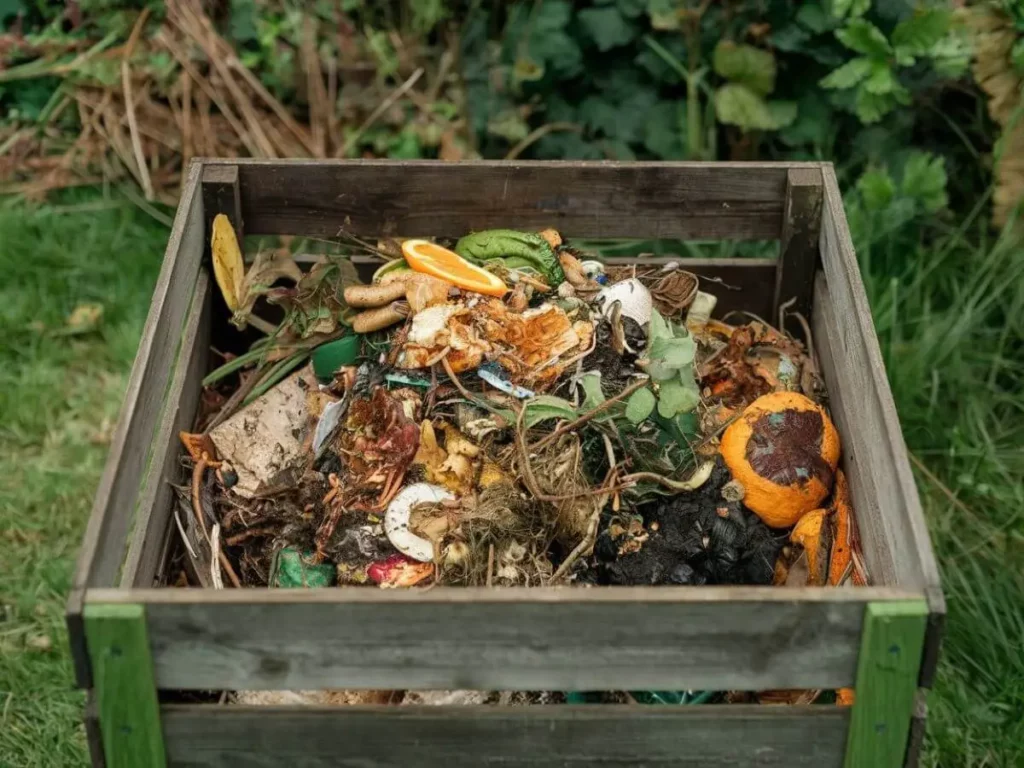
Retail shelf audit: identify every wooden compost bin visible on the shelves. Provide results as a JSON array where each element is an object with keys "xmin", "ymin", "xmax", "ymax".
[{"xmin": 66, "ymin": 160, "xmax": 943, "ymax": 768}]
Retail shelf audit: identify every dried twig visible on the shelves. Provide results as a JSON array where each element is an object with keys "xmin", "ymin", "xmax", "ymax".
[{"xmin": 122, "ymin": 9, "xmax": 153, "ymax": 201}]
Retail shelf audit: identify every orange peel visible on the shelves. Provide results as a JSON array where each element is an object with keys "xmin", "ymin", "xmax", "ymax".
[
  {"xmin": 402, "ymin": 239, "xmax": 507, "ymax": 297},
  {"xmin": 721, "ymin": 391, "xmax": 840, "ymax": 528}
]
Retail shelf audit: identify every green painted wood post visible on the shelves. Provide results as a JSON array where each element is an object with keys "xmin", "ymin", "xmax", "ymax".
[
  {"xmin": 84, "ymin": 603, "xmax": 166, "ymax": 768},
  {"xmin": 844, "ymin": 600, "xmax": 928, "ymax": 768}
]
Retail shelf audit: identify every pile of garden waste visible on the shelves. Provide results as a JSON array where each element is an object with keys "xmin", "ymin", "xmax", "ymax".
[{"xmin": 175, "ymin": 218, "xmax": 867, "ymax": 596}]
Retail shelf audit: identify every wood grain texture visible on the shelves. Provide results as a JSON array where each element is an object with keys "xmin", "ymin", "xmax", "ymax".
[
  {"xmin": 207, "ymin": 159, "xmax": 812, "ymax": 239},
  {"xmin": 817, "ymin": 165, "xmax": 943, "ymax": 686},
  {"xmin": 120, "ymin": 275, "xmax": 211, "ymax": 587},
  {"xmin": 903, "ymin": 691, "xmax": 928, "ymax": 768},
  {"xmin": 84, "ymin": 603, "xmax": 166, "ymax": 768},
  {"xmin": 162, "ymin": 704, "xmax": 849, "ymax": 768},
  {"xmin": 67, "ymin": 161, "xmax": 205, "ymax": 687},
  {"xmin": 812, "ymin": 277, "xmax": 898, "ymax": 587},
  {"xmin": 843, "ymin": 601, "xmax": 927, "ymax": 768},
  {"xmin": 775, "ymin": 167, "xmax": 823, "ymax": 335},
  {"xmin": 84, "ymin": 690, "xmax": 106, "ymax": 768},
  {"xmin": 87, "ymin": 586, "xmax": 918, "ymax": 692},
  {"xmin": 202, "ymin": 164, "xmax": 242, "ymax": 244}
]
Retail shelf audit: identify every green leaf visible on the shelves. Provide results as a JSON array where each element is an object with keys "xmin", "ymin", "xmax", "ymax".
[
  {"xmin": 534, "ymin": 0, "xmax": 573, "ymax": 30},
  {"xmin": 797, "ymin": 4, "xmax": 831, "ymax": 34},
  {"xmin": 854, "ymin": 87, "xmax": 898, "ymax": 123},
  {"xmin": 712, "ymin": 41, "xmax": 777, "ymax": 96},
  {"xmin": 648, "ymin": 307, "xmax": 672, "ymax": 342},
  {"xmin": 523, "ymin": 396, "xmax": 578, "ymax": 428},
  {"xmin": 649, "ymin": 335, "xmax": 696, "ymax": 369},
  {"xmin": 891, "ymin": 9, "xmax": 950, "ymax": 56},
  {"xmin": 656, "ymin": 378, "xmax": 700, "ymax": 418},
  {"xmin": 836, "ymin": 19, "xmax": 892, "ymax": 58},
  {"xmin": 771, "ymin": 23, "xmax": 811, "ymax": 53},
  {"xmin": 576, "ymin": 372, "xmax": 606, "ymax": 411},
  {"xmin": 578, "ymin": 7, "xmax": 635, "ymax": 52},
  {"xmin": 863, "ymin": 61, "xmax": 898, "ymax": 94},
  {"xmin": 830, "ymin": 0, "xmax": 869, "ymax": 20},
  {"xmin": 513, "ymin": 57, "xmax": 545, "ymax": 83},
  {"xmin": 625, "ymin": 387, "xmax": 657, "ymax": 424},
  {"xmin": 931, "ymin": 33, "xmax": 972, "ymax": 79},
  {"xmin": 819, "ymin": 56, "xmax": 873, "ymax": 90},
  {"xmin": 857, "ymin": 168, "xmax": 895, "ymax": 211},
  {"xmin": 715, "ymin": 84, "xmax": 794, "ymax": 131},
  {"xmin": 778, "ymin": 94, "xmax": 833, "ymax": 148},
  {"xmin": 1013, "ymin": 39, "xmax": 1024, "ymax": 76},
  {"xmin": 647, "ymin": 0, "xmax": 680, "ymax": 30},
  {"xmin": 767, "ymin": 101, "xmax": 798, "ymax": 129},
  {"xmin": 643, "ymin": 101, "xmax": 686, "ymax": 159},
  {"xmin": 487, "ymin": 109, "xmax": 530, "ymax": 143},
  {"xmin": 532, "ymin": 30, "xmax": 584, "ymax": 78},
  {"xmin": 901, "ymin": 152, "xmax": 948, "ymax": 213},
  {"xmin": 617, "ymin": 0, "xmax": 648, "ymax": 18}
]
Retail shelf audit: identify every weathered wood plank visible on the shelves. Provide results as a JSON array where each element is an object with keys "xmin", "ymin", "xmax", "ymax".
[
  {"xmin": 84, "ymin": 690, "xmax": 106, "ymax": 768},
  {"xmin": 84, "ymin": 604, "xmax": 166, "ymax": 768},
  {"xmin": 844, "ymin": 601, "xmax": 927, "ymax": 768},
  {"xmin": 211, "ymin": 159, "xmax": 808, "ymax": 239},
  {"xmin": 88, "ymin": 586, "xmax": 918, "ymax": 692},
  {"xmin": 66, "ymin": 160, "xmax": 206, "ymax": 687},
  {"xmin": 812, "ymin": 276, "xmax": 898, "ymax": 587},
  {"xmin": 201, "ymin": 164, "xmax": 242, "ymax": 245},
  {"xmin": 120, "ymin": 275, "xmax": 212, "ymax": 587},
  {"xmin": 163, "ymin": 704, "xmax": 849, "ymax": 768},
  {"xmin": 903, "ymin": 691, "xmax": 928, "ymax": 768},
  {"xmin": 775, "ymin": 167, "xmax": 823, "ymax": 335},
  {"xmin": 817, "ymin": 164, "xmax": 944, "ymax": 686}
]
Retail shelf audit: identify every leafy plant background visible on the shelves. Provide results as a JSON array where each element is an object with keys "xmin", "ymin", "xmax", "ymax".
[{"xmin": 2, "ymin": 1, "xmax": 1024, "ymax": 767}]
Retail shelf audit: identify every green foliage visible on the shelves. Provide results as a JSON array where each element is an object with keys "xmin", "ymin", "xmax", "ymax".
[
  {"xmin": 645, "ymin": 309, "xmax": 700, "ymax": 419},
  {"xmin": 821, "ymin": 5, "xmax": 962, "ymax": 124}
]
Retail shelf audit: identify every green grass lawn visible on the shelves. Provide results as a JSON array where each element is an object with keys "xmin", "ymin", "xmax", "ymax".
[{"xmin": 0, "ymin": 195, "xmax": 1020, "ymax": 767}]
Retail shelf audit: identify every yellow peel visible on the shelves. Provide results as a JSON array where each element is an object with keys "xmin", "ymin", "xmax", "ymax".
[{"xmin": 210, "ymin": 214, "xmax": 245, "ymax": 312}]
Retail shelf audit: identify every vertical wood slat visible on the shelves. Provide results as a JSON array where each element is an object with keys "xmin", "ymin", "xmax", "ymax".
[
  {"xmin": 66, "ymin": 161, "xmax": 206, "ymax": 688},
  {"xmin": 120, "ymin": 275, "xmax": 212, "ymax": 587},
  {"xmin": 84, "ymin": 691, "xmax": 106, "ymax": 768},
  {"xmin": 775, "ymin": 167, "xmax": 823, "ymax": 335},
  {"xmin": 816, "ymin": 165, "xmax": 944, "ymax": 688},
  {"xmin": 85, "ymin": 604, "xmax": 166, "ymax": 768},
  {"xmin": 844, "ymin": 601, "xmax": 927, "ymax": 768},
  {"xmin": 201, "ymin": 164, "xmax": 242, "ymax": 244},
  {"xmin": 812, "ymin": 277, "xmax": 898, "ymax": 587}
]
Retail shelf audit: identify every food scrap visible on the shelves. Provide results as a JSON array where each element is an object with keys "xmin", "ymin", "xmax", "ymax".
[{"xmin": 179, "ymin": 221, "xmax": 870, "ymax": 704}]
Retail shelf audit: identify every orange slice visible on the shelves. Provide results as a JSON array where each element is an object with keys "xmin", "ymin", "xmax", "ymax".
[{"xmin": 401, "ymin": 239, "xmax": 507, "ymax": 297}]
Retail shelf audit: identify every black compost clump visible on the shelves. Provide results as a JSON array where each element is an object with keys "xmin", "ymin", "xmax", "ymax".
[{"xmin": 599, "ymin": 458, "xmax": 784, "ymax": 586}]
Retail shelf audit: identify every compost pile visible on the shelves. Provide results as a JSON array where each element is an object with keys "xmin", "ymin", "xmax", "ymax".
[{"xmin": 175, "ymin": 219, "xmax": 867, "ymax": 594}]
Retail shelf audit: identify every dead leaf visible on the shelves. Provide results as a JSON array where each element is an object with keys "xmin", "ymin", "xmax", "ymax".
[
  {"xmin": 63, "ymin": 303, "xmax": 103, "ymax": 335},
  {"xmin": 27, "ymin": 634, "xmax": 52, "ymax": 652},
  {"xmin": 210, "ymin": 214, "xmax": 245, "ymax": 312}
]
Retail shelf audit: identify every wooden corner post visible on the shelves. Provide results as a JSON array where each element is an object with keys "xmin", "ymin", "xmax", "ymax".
[
  {"xmin": 844, "ymin": 600, "xmax": 928, "ymax": 768},
  {"xmin": 775, "ymin": 167, "xmax": 823, "ymax": 337},
  {"xmin": 202, "ymin": 163, "xmax": 243, "ymax": 246},
  {"xmin": 84, "ymin": 603, "xmax": 166, "ymax": 768}
]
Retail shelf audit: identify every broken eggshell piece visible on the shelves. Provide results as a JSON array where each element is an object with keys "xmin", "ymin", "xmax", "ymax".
[
  {"xmin": 596, "ymin": 278, "xmax": 653, "ymax": 326},
  {"xmin": 384, "ymin": 483, "xmax": 455, "ymax": 562}
]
